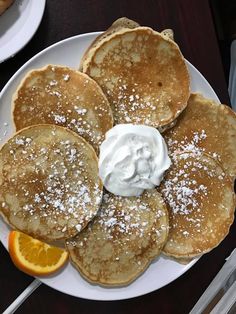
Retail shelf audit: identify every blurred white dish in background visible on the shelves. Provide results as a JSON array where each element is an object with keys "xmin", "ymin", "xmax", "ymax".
[{"xmin": 0, "ymin": 0, "xmax": 46, "ymax": 63}]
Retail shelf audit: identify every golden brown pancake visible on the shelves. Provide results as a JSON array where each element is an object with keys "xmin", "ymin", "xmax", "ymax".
[
  {"xmin": 81, "ymin": 27, "xmax": 190, "ymax": 129},
  {"xmin": 12, "ymin": 65, "xmax": 113, "ymax": 154},
  {"xmin": 66, "ymin": 190, "xmax": 168, "ymax": 286},
  {"xmin": 163, "ymin": 93, "xmax": 236, "ymax": 179},
  {"xmin": 159, "ymin": 152, "xmax": 235, "ymax": 259},
  {"xmin": 80, "ymin": 17, "xmax": 175, "ymax": 72},
  {"xmin": 79, "ymin": 17, "xmax": 140, "ymax": 71},
  {"xmin": 0, "ymin": 125, "xmax": 103, "ymax": 242},
  {"xmin": 80, "ymin": 17, "xmax": 174, "ymax": 70}
]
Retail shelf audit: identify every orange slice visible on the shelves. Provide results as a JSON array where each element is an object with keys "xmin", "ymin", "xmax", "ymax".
[{"xmin": 8, "ymin": 231, "xmax": 68, "ymax": 276}]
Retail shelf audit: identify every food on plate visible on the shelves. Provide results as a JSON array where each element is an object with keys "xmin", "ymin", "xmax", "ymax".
[
  {"xmin": 159, "ymin": 152, "xmax": 235, "ymax": 259},
  {"xmin": 80, "ymin": 24, "xmax": 190, "ymax": 130},
  {"xmin": 0, "ymin": 0, "xmax": 14, "ymax": 15},
  {"xmin": 0, "ymin": 16, "xmax": 235, "ymax": 288},
  {"xmin": 99, "ymin": 124, "xmax": 171, "ymax": 196},
  {"xmin": 80, "ymin": 17, "xmax": 174, "ymax": 69},
  {"xmin": 163, "ymin": 93, "xmax": 236, "ymax": 179},
  {"xmin": 79, "ymin": 17, "xmax": 140, "ymax": 70},
  {"xmin": 66, "ymin": 190, "xmax": 168, "ymax": 286},
  {"xmin": 0, "ymin": 124, "xmax": 103, "ymax": 242},
  {"xmin": 12, "ymin": 65, "xmax": 113, "ymax": 154},
  {"xmin": 8, "ymin": 230, "xmax": 68, "ymax": 276}
]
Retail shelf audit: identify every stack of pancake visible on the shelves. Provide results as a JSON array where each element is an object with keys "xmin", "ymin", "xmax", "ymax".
[{"xmin": 0, "ymin": 17, "xmax": 235, "ymax": 287}]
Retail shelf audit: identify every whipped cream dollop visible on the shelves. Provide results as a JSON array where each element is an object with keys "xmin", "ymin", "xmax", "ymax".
[{"xmin": 99, "ymin": 124, "xmax": 171, "ymax": 196}]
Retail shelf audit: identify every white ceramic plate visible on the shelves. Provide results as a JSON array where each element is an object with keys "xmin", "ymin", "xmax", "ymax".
[
  {"xmin": 0, "ymin": 32, "xmax": 219, "ymax": 300},
  {"xmin": 0, "ymin": 0, "xmax": 46, "ymax": 63}
]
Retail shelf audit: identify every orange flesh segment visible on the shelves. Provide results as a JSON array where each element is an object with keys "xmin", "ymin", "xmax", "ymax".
[{"xmin": 8, "ymin": 231, "xmax": 68, "ymax": 276}]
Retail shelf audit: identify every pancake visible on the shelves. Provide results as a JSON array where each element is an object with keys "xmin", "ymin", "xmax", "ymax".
[
  {"xmin": 81, "ymin": 27, "xmax": 190, "ymax": 129},
  {"xmin": 66, "ymin": 189, "xmax": 168, "ymax": 286},
  {"xmin": 163, "ymin": 93, "xmax": 236, "ymax": 179},
  {"xmin": 80, "ymin": 17, "xmax": 173, "ymax": 71},
  {"xmin": 0, "ymin": 125, "xmax": 103, "ymax": 242},
  {"xmin": 159, "ymin": 152, "xmax": 235, "ymax": 259},
  {"xmin": 79, "ymin": 17, "xmax": 140, "ymax": 71},
  {"xmin": 12, "ymin": 65, "xmax": 113, "ymax": 154}
]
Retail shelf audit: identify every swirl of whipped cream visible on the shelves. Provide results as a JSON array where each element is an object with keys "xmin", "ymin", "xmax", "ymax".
[{"xmin": 99, "ymin": 124, "xmax": 171, "ymax": 196}]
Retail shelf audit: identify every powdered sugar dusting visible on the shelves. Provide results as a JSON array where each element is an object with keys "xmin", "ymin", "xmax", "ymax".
[
  {"xmin": 166, "ymin": 129, "xmax": 220, "ymax": 161},
  {"xmin": 161, "ymin": 158, "xmax": 208, "ymax": 215},
  {"xmin": 14, "ymin": 65, "xmax": 113, "ymax": 153},
  {"xmin": 160, "ymin": 151, "xmax": 226, "ymax": 237},
  {"xmin": 112, "ymin": 80, "xmax": 164, "ymax": 126},
  {"xmin": 93, "ymin": 191, "xmax": 167, "ymax": 241},
  {"xmin": 3, "ymin": 126, "xmax": 102, "ymax": 238}
]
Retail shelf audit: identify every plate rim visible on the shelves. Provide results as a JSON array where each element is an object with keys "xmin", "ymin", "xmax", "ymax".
[{"xmin": 0, "ymin": 31, "xmax": 219, "ymax": 300}]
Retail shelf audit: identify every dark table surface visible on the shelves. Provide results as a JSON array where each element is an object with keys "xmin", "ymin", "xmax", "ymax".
[{"xmin": 0, "ymin": 1, "xmax": 235, "ymax": 313}]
